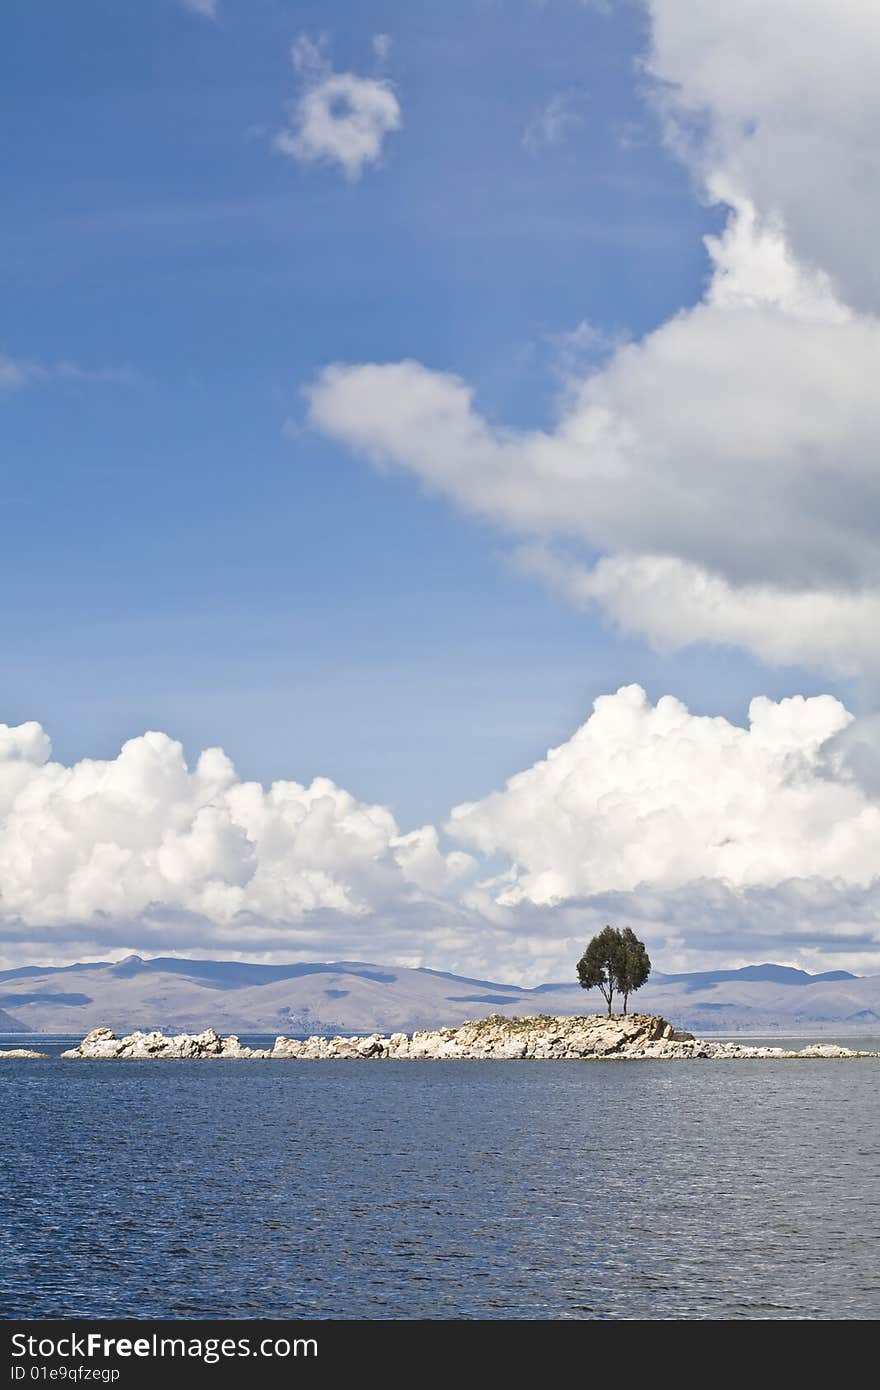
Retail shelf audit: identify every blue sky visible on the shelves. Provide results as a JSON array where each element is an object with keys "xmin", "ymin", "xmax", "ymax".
[
  {"xmin": 2, "ymin": 1, "xmax": 878, "ymax": 977},
  {"xmin": 2, "ymin": 0, "xmax": 844, "ymax": 826}
]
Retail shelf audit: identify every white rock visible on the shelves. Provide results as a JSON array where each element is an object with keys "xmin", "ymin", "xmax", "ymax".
[{"xmin": 59, "ymin": 1016, "xmax": 880, "ymax": 1062}]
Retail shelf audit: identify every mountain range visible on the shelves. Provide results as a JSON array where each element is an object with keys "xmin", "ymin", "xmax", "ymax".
[{"xmin": 0, "ymin": 954, "xmax": 877, "ymax": 1036}]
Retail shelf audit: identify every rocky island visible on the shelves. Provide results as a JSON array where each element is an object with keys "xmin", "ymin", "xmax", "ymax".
[{"xmin": 57, "ymin": 1013, "xmax": 880, "ymax": 1060}]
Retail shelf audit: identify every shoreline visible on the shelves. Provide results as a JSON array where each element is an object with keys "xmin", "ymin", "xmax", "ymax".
[{"xmin": 3, "ymin": 1013, "xmax": 876, "ymax": 1061}]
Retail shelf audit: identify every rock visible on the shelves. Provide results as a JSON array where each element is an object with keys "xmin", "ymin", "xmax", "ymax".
[
  {"xmin": 0, "ymin": 1048, "xmax": 51, "ymax": 1059},
  {"xmin": 62, "ymin": 1025, "xmax": 274, "ymax": 1060},
  {"xmin": 59, "ymin": 1016, "xmax": 880, "ymax": 1061}
]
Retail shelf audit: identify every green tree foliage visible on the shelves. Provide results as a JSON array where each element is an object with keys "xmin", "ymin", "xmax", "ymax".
[
  {"xmin": 576, "ymin": 925, "xmax": 651, "ymax": 1016},
  {"xmin": 619, "ymin": 926, "xmax": 651, "ymax": 1014},
  {"xmin": 576, "ymin": 925, "xmax": 625, "ymax": 1016}
]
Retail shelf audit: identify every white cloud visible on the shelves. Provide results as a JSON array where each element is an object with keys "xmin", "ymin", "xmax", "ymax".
[
  {"xmin": 303, "ymin": 2, "xmax": 880, "ymax": 677},
  {"xmin": 645, "ymin": 0, "xmax": 880, "ymax": 310},
  {"xmin": 305, "ymin": 218, "xmax": 880, "ymax": 592},
  {"xmin": 523, "ymin": 92, "xmax": 583, "ymax": 151},
  {"xmin": 516, "ymin": 549, "xmax": 880, "ymax": 679},
  {"xmin": 276, "ymin": 35, "xmax": 402, "ymax": 180},
  {"xmin": 447, "ymin": 684, "xmax": 880, "ymax": 974},
  {"xmin": 180, "ymin": 0, "xmax": 219, "ymax": 19},
  {"xmin": 450, "ymin": 684, "xmax": 871, "ymax": 903},
  {"xmin": 2, "ymin": 697, "xmax": 880, "ymax": 977},
  {"xmin": 0, "ymin": 723, "xmax": 471, "ymax": 933}
]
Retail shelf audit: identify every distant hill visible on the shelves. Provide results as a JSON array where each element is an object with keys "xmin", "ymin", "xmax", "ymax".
[
  {"xmin": 0, "ymin": 954, "xmax": 876, "ymax": 1036},
  {"xmin": 0, "ymin": 1006, "xmax": 30, "ymax": 1032},
  {"xmin": 534, "ymin": 963, "xmax": 858, "ymax": 992},
  {"xmin": 654, "ymin": 963, "xmax": 857, "ymax": 988}
]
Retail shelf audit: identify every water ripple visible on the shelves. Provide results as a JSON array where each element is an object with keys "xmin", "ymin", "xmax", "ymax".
[{"xmin": 1, "ymin": 1058, "xmax": 878, "ymax": 1319}]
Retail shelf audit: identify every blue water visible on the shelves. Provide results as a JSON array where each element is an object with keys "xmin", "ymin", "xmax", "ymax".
[{"xmin": 2, "ymin": 1050, "xmax": 879, "ymax": 1319}]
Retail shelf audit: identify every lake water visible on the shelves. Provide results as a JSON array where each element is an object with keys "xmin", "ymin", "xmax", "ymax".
[{"xmin": 2, "ymin": 1046, "xmax": 879, "ymax": 1320}]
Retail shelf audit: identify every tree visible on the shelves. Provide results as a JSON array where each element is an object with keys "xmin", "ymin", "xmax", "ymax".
[
  {"xmin": 576, "ymin": 926, "xmax": 626, "ymax": 1016},
  {"xmin": 576, "ymin": 925, "xmax": 651, "ymax": 1015},
  {"xmin": 619, "ymin": 927, "xmax": 651, "ymax": 1014}
]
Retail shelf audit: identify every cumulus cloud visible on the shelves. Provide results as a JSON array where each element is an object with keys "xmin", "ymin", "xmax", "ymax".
[
  {"xmin": 449, "ymin": 684, "xmax": 880, "ymax": 974},
  {"xmin": 275, "ymin": 34, "xmax": 402, "ymax": 180},
  {"xmin": 0, "ymin": 722, "xmax": 471, "ymax": 938},
  {"xmin": 452, "ymin": 679, "xmax": 880, "ymax": 977},
  {"xmin": 450, "ymin": 684, "xmax": 873, "ymax": 903},
  {"xmin": 304, "ymin": 1, "xmax": 880, "ymax": 677},
  {"xmin": 2, "ymin": 696, "xmax": 880, "ymax": 977}
]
